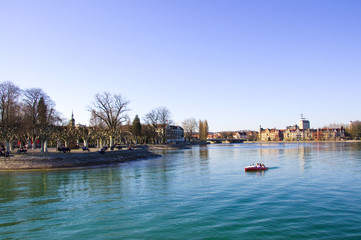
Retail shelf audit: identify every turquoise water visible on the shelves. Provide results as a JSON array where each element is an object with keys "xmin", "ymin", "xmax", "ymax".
[{"xmin": 1, "ymin": 143, "xmax": 361, "ymax": 239}]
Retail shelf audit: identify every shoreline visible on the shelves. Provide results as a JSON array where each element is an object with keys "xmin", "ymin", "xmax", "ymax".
[
  {"xmin": 243, "ymin": 140, "xmax": 361, "ymax": 144},
  {"xmin": 147, "ymin": 144, "xmax": 191, "ymax": 150},
  {"xmin": 0, "ymin": 149, "xmax": 161, "ymax": 170},
  {"xmin": 1, "ymin": 141, "xmax": 360, "ymax": 170}
]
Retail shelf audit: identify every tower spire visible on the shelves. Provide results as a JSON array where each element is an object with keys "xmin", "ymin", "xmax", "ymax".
[{"xmin": 70, "ymin": 111, "xmax": 75, "ymax": 127}]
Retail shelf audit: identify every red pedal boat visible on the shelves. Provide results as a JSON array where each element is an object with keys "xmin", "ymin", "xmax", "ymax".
[{"xmin": 245, "ymin": 165, "xmax": 268, "ymax": 171}]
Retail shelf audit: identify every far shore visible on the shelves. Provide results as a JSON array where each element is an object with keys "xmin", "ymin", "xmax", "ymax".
[{"xmin": 243, "ymin": 140, "xmax": 361, "ymax": 144}]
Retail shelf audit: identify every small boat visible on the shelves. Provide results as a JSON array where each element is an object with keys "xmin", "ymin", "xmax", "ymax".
[{"xmin": 245, "ymin": 165, "xmax": 268, "ymax": 172}]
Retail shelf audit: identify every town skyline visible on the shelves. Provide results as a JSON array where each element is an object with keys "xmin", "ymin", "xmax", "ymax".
[
  {"xmin": 1, "ymin": 1, "xmax": 361, "ymax": 131},
  {"xmin": 1, "ymin": 80, "xmax": 357, "ymax": 134}
]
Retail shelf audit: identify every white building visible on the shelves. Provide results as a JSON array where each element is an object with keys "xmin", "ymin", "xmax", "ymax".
[
  {"xmin": 298, "ymin": 115, "xmax": 310, "ymax": 130},
  {"xmin": 166, "ymin": 125, "xmax": 185, "ymax": 143}
]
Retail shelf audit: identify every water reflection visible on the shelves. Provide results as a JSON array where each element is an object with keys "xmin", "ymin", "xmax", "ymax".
[
  {"xmin": 295, "ymin": 149, "xmax": 306, "ymax": 171},
  {"xmin": 1, "ymin": 143, "xmax": 361, "ymax": 240},
  {"xmin": 245, "ymin": 170, "xmax": 267, "ymax": 177},
  {"xmin": 1, "ymin": 142, "xmax": 360, "ymax": 205},
  {"xmin": 253, "ymin": 143, "xmax": 349, "ymax": 172},
  {"xmin": 199, "ymin": 146, "xmax": 209, "ymax": 160},
  {"xmin": 0, "ymin": 172, "xmax": 62, "ymax": 203},
  {"xmin": 0, "ymin": 172, "xmax": 23, "ymax": 202},
  {"xmin": 198, "ymin": 146, "xmax": 210, "ymax": 178}
]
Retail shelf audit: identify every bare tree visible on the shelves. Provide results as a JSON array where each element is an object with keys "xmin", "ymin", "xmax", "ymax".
[
  {"xmin": 182, "ymin": 118, "xmax": 198, "ymax": 141},
  {"xmin": 143, "ymin": 109, "xmax": 159, "ymax": 144},
  {"xmin": 51, "ymin": 125, "xmax": 64, "ymax": 148},
  {"xmin": 0, "ymin": 81, "xmax": 21, "ymax": 151},
  {"xmin": 23, "ymin": 88, "xmax": 45, "ymax": 129},
  {"xmin": 156, "ymin": 107, "xmax": 172, "ymax": 125},
  {"xmin": 14, "ymin": 112, "xmax": 28, "ymax": 149},
  {"xmin": 22, "ymin": 88, "xmax": 61, "ymax": 150},
  {"xmin": 144, "ymin": 107, "xmax": 172, "ymax": 144},
  {"xmin": 76, "ymin": 126, "xmax": 95, "ymax": 149},
  {"xmin": 88, "ymin": 92, "xmax": 129, "ymax": 148},
  {"xmin": 145, "ymin": 109, "xmax": 158, "ymax": 127},
  {"xmin": 36, "ymin": 96, "xmax": 61, "ymax": 152},
  {"xmin": 157, "ymin": 107, "xmax": 172, "ymax": 144}
]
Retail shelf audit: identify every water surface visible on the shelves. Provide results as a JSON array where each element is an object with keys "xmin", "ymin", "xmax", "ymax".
[{"xmin": 1, "ymin": 142, "xmax": 361, "ymax": 239}]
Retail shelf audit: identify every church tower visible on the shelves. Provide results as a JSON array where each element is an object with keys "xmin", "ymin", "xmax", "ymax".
[{"xmin": 69, "ymin": 111, "xmax": 75, "ymax": 127}]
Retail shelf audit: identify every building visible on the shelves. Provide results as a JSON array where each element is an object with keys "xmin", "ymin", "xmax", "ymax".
[
  {"xmin": 286, "ymin": 125, "xmax": 298, "ymax": 130},
  {"xmin": 207, "ymin": 133, "xmax": 222, "ymax": 139},
  {"xmin": 298, "ymin": 115, "xmax": 310, "ymax": 130},
  {"xmin": 283, "ymin": 128, "xmax": 313, "ymax": 141},
  {"xmin": 69, "ymin": 112, "xmax": 75, "ymax": 127},
  {"xmin": 259, "ymin": 127, "xmax": 283, "ymax": 141},
  {"xmin": 234, "ymin": 131, "xmax": 258, "ymax": 141},
  {"xmin": 233, "ymin": 131, "xmax": 248, "ymax": 140},
  {"xmin": 313, "ymin": 127, "xmax": 345, "ymax": 141},
  {"xmin": 166, "ymin": 125, "xmax": 184, "ymax": 143},
  {"xmin": 260, "ymin": 116, "xmax": 345, "ymax": 141}
]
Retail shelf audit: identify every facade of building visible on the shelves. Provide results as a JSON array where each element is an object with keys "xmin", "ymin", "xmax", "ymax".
[
  {"xmin": 233, "ymin": 131, "xmax": 248, "ymax": 140},
  {"xmin": 207, "ymin": 133, "xmax": 222, "ymax": 139},
  {"xmin": 259, "ymin": 128, "xmax": 284, "ymax": 141},
  {"xmin": 313, "ymin": 127, "xmax": 345, "ymax": 141},
  {"xmin": 283, "ymin": 129, "xmax": 313, "ymax": 141},
  {"xmin": 298, "ymin": 116, "xmax": 310, "ymax": 130},
  {"xmin": 166, "ymin": 125, "xmax": 184, "ymax": 143},
  {"xmin": 233, "ymin": 131, "xmax": 258, "ymax": 141}
]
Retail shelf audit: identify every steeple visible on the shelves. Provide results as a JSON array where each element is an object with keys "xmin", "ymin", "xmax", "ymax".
[{"xmin": 69, "ymin": 111, "xmax": 75, "ymax": 127}]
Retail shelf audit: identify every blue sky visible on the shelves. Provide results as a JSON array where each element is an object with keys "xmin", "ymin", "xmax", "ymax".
[{"xmin": 1, "ymin": 0, "xmax": 360, "ymax": 131}]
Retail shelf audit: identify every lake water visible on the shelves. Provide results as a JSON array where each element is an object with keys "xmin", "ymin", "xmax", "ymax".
[{"xmin": 1, "ymin": 142, "xmax": 361, "ymax": 239}]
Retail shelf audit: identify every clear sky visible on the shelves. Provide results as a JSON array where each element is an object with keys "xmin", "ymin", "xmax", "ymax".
[{"xmin": 1, "ymin": 0, "xmax": 360, "ymax": 131}]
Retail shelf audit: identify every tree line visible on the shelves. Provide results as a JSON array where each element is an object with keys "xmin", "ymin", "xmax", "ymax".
[
  {"xmin": 0, "ymin": 81, "xmax": 208, "ymax": 153},
  {"xmin": 0, "ymin": 81, "xmax": 61, "ymax": 152}
]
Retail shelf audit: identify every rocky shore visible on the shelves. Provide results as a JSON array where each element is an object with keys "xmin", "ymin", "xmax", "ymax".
[{"xmin": 0, "ymin": 149, "xmax": 161, "ymax": 170}]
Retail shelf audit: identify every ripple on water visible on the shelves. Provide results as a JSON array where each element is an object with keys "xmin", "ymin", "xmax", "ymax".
[{"xmin": 1, "ymin": 143, "xmax": 361, "ymax": 239}]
